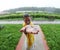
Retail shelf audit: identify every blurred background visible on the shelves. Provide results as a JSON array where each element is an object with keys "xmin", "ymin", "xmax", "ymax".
[{"xmin": 0, "ymin": 0, "xmax": 60, "ymax": 21}]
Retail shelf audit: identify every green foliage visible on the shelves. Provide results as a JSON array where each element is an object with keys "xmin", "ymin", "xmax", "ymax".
[
  {"xmin": 0, "ymin": 24, "xmax": 22, "ymax": 50},
  {"xmin": 40, "ymin": 24, "xmax": 60, "ymax": 50},
  {"xmin": 0, "ymin": 12, "xmax": 60, "ymax": 20}
]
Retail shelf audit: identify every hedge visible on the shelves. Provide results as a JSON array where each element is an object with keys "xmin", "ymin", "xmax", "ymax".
[{"xmin": 0, "ymin": 14, "xmax": 60, "ymax": 19}]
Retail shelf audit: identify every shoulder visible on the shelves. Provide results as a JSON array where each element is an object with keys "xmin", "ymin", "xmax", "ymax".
[
  {"xmin": 30, "ymin": 21, "xmax": 34, "ymax": 25},
  {"xmin": 23, "ymin": 22, "xmax": 26, "ymax": 27}
]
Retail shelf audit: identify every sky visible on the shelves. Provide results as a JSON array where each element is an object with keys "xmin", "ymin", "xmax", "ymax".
[{"xmin": 0, "ymin": 0, "xmax": 60, "ymax": 11}]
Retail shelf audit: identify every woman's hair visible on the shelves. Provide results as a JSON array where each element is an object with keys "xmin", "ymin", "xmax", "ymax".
[
  {"xmin": 23, "ymin": 14, "xmax": 30, "ymax": 18},
  {"xmin": 23, "ymin": 14, "xmax": 33, "ymax": 20}
]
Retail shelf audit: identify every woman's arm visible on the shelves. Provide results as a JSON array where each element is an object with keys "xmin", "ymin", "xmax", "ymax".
[{"xmin": 20, "ymin": 27, "xmax": 26, "ymax": 32}]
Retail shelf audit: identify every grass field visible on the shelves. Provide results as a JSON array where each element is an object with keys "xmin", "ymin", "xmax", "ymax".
[
  {"xmin": 0, "ymin": 24, "xmax": 22, "ymax": 50},
  {"xmin": 0, "ymin": 24, "xmax": 60, "ymax": 50},
  {"xmin": 40, "ymin": 24, "xmax": 60, "ymax": 50}
]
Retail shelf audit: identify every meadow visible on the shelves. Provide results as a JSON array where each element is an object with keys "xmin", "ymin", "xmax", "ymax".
[
  {"xmin": 0, "ymin": 24, "xmax": 60, "ymax": 50},
  {"xmin": 40, "ymin": 24, "xmax": 60, "ymax": 50},
  {"xmin": 0, "ymin": 24, "xmax": 22, "ymax": 50}
]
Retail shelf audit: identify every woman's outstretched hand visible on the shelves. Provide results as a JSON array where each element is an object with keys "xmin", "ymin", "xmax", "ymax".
[{"xmin": 20, "ymin": 25, "xmax": 39, "ymax": 34}]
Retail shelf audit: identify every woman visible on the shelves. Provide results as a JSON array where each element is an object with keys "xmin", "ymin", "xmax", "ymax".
[{"xmin": 20, "ymin": 14, "xmax": 35, "ymax": 50}]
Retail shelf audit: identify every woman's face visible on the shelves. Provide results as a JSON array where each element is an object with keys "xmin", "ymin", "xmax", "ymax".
[{"xmin": 24, "ymin": 17, "xmax": 31, "ymax": 25}]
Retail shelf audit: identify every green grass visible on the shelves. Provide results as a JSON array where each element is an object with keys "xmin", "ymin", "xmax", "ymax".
[
  {"xmin": 0, "ymin": 24, "xmax": 22, "ymax": 50},
  {"xmin": 40, "ymin": 24, "xmax": 60, "ymax": 50},
  {"xmin": 0, "ymin": 24, "xmax": 60, "ymax": 50}
]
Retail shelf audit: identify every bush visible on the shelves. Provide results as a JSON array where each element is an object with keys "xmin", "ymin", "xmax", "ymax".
[{"xmin": 0, "ymin": 13, "xmax": 60, "ymax": 20}]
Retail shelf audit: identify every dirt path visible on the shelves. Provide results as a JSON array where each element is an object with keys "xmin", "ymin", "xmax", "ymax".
[{"xmin": 16, "ymin": 25, "xmax": 49, "ymax": 50}]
